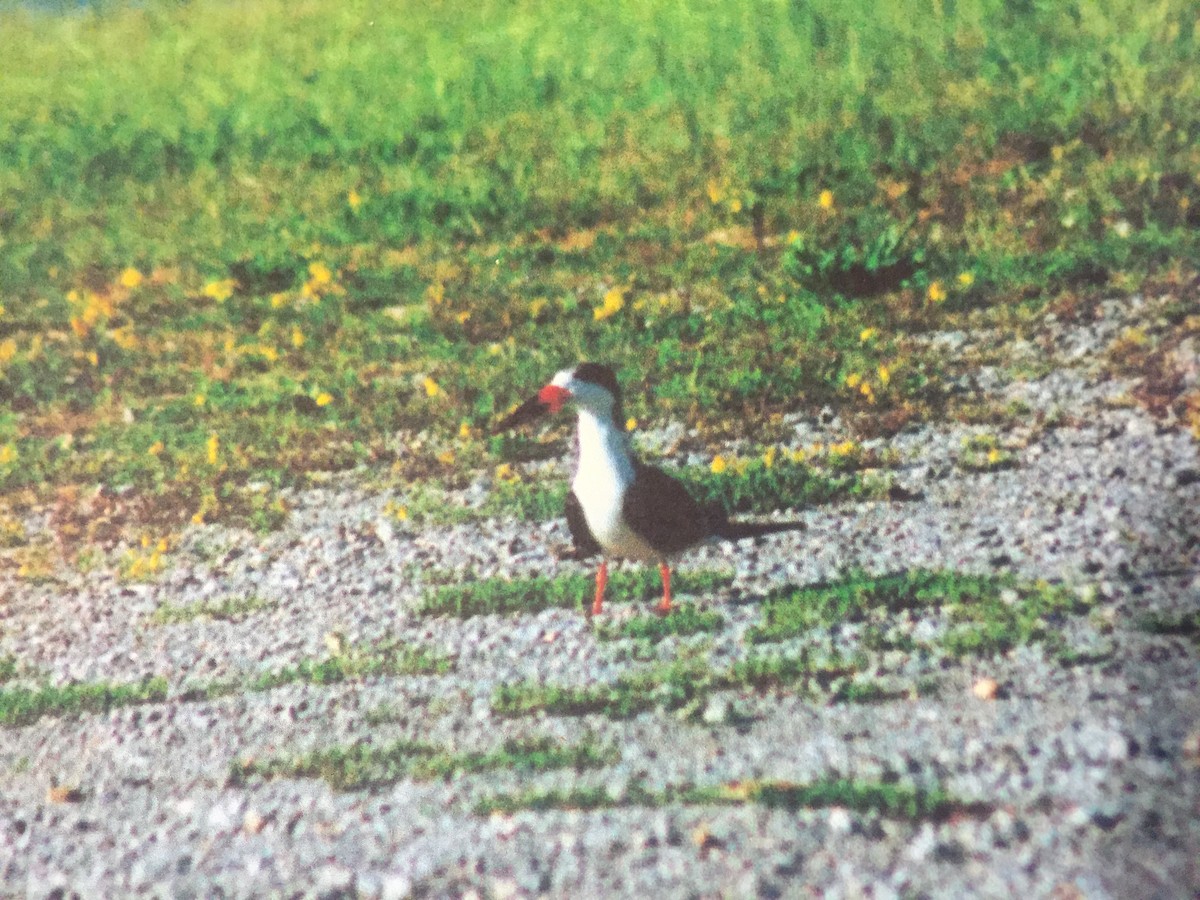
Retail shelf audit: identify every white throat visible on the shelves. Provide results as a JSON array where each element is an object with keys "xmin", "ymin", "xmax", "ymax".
[{"xmin": 571, "ymin": 409, "xmax": 658, "ymax": 561}]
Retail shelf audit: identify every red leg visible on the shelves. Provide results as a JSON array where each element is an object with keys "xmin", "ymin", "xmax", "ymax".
[
  {"xmin": 592, "ymin": 561, "xmax": 608, "ymax": 615},
  {"xmin": 657, "ymin": 562, "xmax": 672, "ymax": 615}
]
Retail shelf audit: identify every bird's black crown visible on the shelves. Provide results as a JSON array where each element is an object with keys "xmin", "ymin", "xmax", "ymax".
[{"xmin": 572, "ymin": 363, "xmax": 621, "ymax": 399}]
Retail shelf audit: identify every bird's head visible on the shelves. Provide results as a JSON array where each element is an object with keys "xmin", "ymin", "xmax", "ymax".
[{"xmin": 493, "ymin": 363, "xmax": 624, "ymax": 432}]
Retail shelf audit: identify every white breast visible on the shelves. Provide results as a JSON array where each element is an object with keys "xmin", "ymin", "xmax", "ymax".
[{"xmin": 572, "ymin": 410, "xmax": 660, "ymax": 561}]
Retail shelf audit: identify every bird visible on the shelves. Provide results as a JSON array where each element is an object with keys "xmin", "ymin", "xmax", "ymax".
[{"xmin": 494, "ymin": 362, "xmax": 803, "ymax": 615}]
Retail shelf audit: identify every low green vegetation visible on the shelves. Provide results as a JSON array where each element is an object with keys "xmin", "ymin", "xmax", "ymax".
[
  {"xmin": 596, "ymin": 605, "xmax": 725, "ymax": 643},
  {"xmin": 416, "ymin": 568, "xmax": 735, "ymax": 619},
  {"xmin": 0, "ymin": 656, "xmax": 18, "ymax": 683},
  {"xmin": 476, "ymin": 776, "xmax": 985, "ymax": 821},
  {"xmin": 479, "ymin": 480, "xmax": 570, "ymax": 523},
  {"xmin": 680, "ymin": 453, "xmax": 892, "ymax": 515},
  {"xmin": 2, "ymin": 0, "xmax": 1196, "ymax": 549},
  {"xmin": 0, "ymin": 677, "xmax": 168, "ymax": 728},
  {"xmin": 230, "ymin": 735, "xmax": 615, "ymax": 792},
  {"xmin": 493, "ymin": 652, "xmax": 871, "ymax": 721},
  {"xmin": 750, "ymin": 569, "xmax": 1093, "ymax": 658},
  {"xmin": 249, "ymin": 640, "xmax": 453, "ymax": 691},
  {"xmin": 957, "ymin": 434, "xmax": 1017, "ymax": 472},
  {"xmin": 150, "ymin": 594, "xmax": 275, "ymax": 625}
]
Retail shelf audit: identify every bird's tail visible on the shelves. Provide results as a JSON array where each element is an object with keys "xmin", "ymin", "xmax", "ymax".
[{"xmin": 711, "ymin": 517, "xmax": 805, "ymax": 541}]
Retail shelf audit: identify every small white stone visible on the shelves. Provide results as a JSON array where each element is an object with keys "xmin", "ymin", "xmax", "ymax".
[{"xmin": 828, "ymin": 807, "xmax": 853, "ymax": 834}]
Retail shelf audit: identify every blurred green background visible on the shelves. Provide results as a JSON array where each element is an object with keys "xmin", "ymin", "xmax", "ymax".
[{"xmin": 0, "ymin": 0, "xmax": 1197, "ymax": 540}]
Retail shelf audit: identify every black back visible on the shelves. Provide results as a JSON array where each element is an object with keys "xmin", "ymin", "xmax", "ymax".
[{"xmin": 621, "ymin": 460, "xmax": 715, "ymax": 555}]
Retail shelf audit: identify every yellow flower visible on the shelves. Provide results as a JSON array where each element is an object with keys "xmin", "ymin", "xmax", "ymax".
[
  {"xmin": 423, "ymin": 377, "xmax": 440, "ymax": 398},
  {"xmin": 0, "ymin": 338, "xmax": 16, "ymax": 364},
  {"xmin": 986, "ymin": 448, "xmax": 1002, "ymax": 464},
  {"xmin": 706, "ymin": 179, "xmax": 724, "ymax": 204},
  {"xmin": 455, "ymin": 310, "xmax": 471, "ymax": 324},
  {"xmin": 118, "ymin": 267, "xmax": 143, "ymax": 289},
  {"xmin": 206, "ymin": 432, "xmax": 219, "ymax": 465},
  {"xmin": 202, "ymin": 279, "xmax": 236, "ymax": 302},
  {"xmin": 831, "ymin": 440, "xmax": 857, "ymax": 456},
  {"xmin": 762, "ymin": 446, "xmax": 777, "ymax": 468},
  {"xmin": 109, "ymin": 327, "xmax": 139, "ymax": 350},
  {"xmin": 147, "ymin": 440, "xmax": 164, "ymax": 456},
  {"xmin": 878, "ymin": 364, "xmax": 891, "ymax": 385},
  {"xmin": 194, "ymin": 393, "xmax": 206, "ymax": 407},
  {"xmin": 625, "ymin": 417, "xmax": 638, "ymax": 432},
  {"xmin": 347, "ymin": 189, "xmax": 362, "ymax": 211},
  {"xmin": 845, "ymin": 372, "xmax": 862, "ymax": 388},
  {"xmin": 710, "ymin": 455, "xmax": 728, "ymax": 474},
  {"xmin": 789, "ymin": 448, "xmax": 806, "ymax": 463},
  {"xmin": 860, "ymin": 382, "xmax": 875, "ymax": 401},
  {"xmin": 308, "ymin": 261, "xmax": 333, "ymax": 285},
  {"xmin": 0, "ymin": 302, "xmax": 5, "ymax": 317},
  {"xmin": 291, "ymin": 328, "xmax": 305, "ymax": 348},
  {"xmin": 315, "ymin": 392, "xmax": 333, "ymax": 407},
  {"xmin": 259, "ymin": 345, "xmax": 279, "ymax": 362},
  {"xmin": 529, "ymin": 297, "xmax": 548, "ymax": 319},
  {"xmin": 859, "ymin": 327, "xmax": 877, "ymax": 343},
  {"xmin": 786, "ymin": 230, "xmax": 801, "ymax": 245},
  {"xmin": 593, "ymin": 288, "xmax": 624, "ymax": 321},
  {"xmin": 86, "ymin": 351, "xmax": 99, "ymax": 366},
  {"xmin": 270, "ymin": 292, "xmax": 289, "ymax": 308},
  {"xmin": 437, "ymin": 450, "xmax": 455, "ymax": 465},
  {"xmin": 927, "ymin": 281, "xmax": 947, "ymax": 303},
  {"xmin": 957, "ymin": 271, "xmax": 975, "ymax": 287},
  {"xmin": 393, "ymin": 504, "xmax": 409, "ymax": 521},
  {"xmin": 818, "ymin": 189, "xmax": 834, "ymax": 210},
  {"xmin": 729, "ymin": 197, "xmax": 743, "ymax": 214},
  {"xmin": 494, "ymin": 462, "xmax": 518, "ymax": 482},
  {"xmin": 0, "ymin": 444, "xmax": 16, "ymax": 466}
]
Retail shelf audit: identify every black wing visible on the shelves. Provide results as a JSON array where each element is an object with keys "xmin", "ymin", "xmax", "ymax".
[
  {"xmin": 564, "ymin": 489, "xmax": 602, "ymax": 559},
  {"xmin": 622, "ymin": 461, "xmax": 713, "ymax": 556}
]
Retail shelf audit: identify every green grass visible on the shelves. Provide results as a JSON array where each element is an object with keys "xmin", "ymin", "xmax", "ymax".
[
  {"xmin": 230, "ymin": 739, "xmax": 437, "ymax": 792},
  {"xmin": 416, "ymin": 568, "xmax": 735, "ymax": 618},
  {"xmin": 150, "ymin": 594, "xmax": 275, "ymax": 625},
  {"xmin": 750, "ymin": 568, "xmax": 1093, "ymax": 657},
  {"xmin": 0, "ymin": 656, "xmax": 17, "ymax": 683},
  {"xmin": 1, "ymin": 0, "xmax": 1196, "ymax": 541},
  {"xmin": 249, "ymin": 641, "xmax": 453, "ymax": 691},
  {"xmin": 230, "ymin": 735, "xmax": 615, "ymax": 792},
  {"xmin": 679, "ymin": 455, "xmax": 892, "ymax": 515},
  {"xmin": 0, "ymin": 677, "xmax": 168, "ymax": 727},
  {"xmin": 493, "ymin": 652, "xmax": 867, "ymax": 720},
  {"xmin": 479, "ymin": 480, "xmax": 570, "ymax": 522},
  {"xmin": 596, "ymin": 604, "xmax": 725, "ymax": 642},
  {"xmin": 410, "ymin": 735, "xmax": 618, "ymax": 781},
  {"xmin": 475, "ymin": 777, "xmax": 985, "ymax": 820}
]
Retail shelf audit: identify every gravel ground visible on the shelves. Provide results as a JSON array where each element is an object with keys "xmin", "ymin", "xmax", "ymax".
[{"xmin": 1, "ymin": 291, "xmax": 1198, "ymax": 898}]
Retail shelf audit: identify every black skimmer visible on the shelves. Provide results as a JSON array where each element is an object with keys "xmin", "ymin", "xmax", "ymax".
[{"xmin": 494, "ymin": 363, "xmax": 803, "ymax": 615}]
